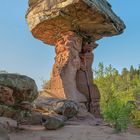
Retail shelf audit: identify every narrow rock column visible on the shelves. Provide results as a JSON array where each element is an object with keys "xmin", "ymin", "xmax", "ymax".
[
  {"xmin": 50, "ymin": 31, "xmax": 87, "ymax": 103},
  {"xmin": 76, "ymin": 42, "xmax": 101, "ymax": 117}
]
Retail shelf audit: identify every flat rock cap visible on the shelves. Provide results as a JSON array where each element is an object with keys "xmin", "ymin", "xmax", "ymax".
[{"xmin": 26, "ymin": 0, "xmax": 125, "ymax": 45}]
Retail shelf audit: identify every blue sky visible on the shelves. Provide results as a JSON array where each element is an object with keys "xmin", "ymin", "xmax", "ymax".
[{"xmin": 0, "ymin": 0, "xmax": 140, "ymax": 89}]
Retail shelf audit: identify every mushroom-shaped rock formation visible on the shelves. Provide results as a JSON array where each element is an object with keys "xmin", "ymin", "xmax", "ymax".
[{"xmin": 26, "ymin": 0, "xmax": 125, "ymax": 117}]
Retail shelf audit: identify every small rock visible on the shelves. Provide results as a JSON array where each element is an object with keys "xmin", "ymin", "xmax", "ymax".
[
  {"xmin": 53, "ymin": 99, "xmax": 79, "ymax": 119},
  {"xmin": 42, "ymin": 114, "xmax": 67, "ymax": 130}
]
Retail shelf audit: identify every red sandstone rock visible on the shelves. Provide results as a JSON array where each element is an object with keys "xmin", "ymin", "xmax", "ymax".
[
  {"xmin": 26, "ymin": 0, "xmax": 125, "ymax": 117},
  {"xmin": 50, "ymin": 31, "xmax": 87, "ymax": 102},
  {"xmin": 26, "ymin": 0, "xmax": 125, "ymax": 45}
]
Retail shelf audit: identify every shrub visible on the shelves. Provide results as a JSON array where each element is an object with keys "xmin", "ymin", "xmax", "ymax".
[
  {"xmin": 103, "ymin": 98, "xmax": 134, "ymax": 132},
  {"xmin": 94, "ymin": 63, "xmax": 140, "ymax": 132}
]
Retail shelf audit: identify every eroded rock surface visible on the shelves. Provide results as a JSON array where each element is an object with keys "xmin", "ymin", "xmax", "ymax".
[
  {"xmin": 50, "ymin": 31, "xmax": 87, "ymax": 102},
  {"xmin": 22, "ymin": 96, "xmax": 79, "ymax": 129},
  {"xmin": 42, "ymin": 113, "xmax": 67, "ymax": 130},
  {"xmin": 76, "ymin": 42, "xmax": 100, "ymax": 117},
  {"xmin": 26, "ymin": 0, "xmax": 125, "ymax": 45},
  {"xmin": 0, "ymin": 74, "xmax": 38, "ymax": 120},
  {"xmin": 26, "ymin": 0, "xmax": 125, "ymax": 117},
  {"xmin": 34, "ymin": 96, "xmax": 79, "ymax": 118}
]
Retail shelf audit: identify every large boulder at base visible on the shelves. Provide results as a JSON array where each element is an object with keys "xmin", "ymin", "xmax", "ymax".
[
  {"xmin": 42, "ymin": 113, "xmax": 67, "ymax": 130},
  {"xmin": 19, "ymin": 97, "xmax": 79, "ymax": 126},
  {"xmin": 0, "ymin": 74, "xmax": 38, "ymax": 103},
  {"xmin": 34, "ymin": 97, "xmax": 79, "ymax": 118},
  {"xmin": 0, "ymin": 74, "xmax": 38, "ymax": 119}
]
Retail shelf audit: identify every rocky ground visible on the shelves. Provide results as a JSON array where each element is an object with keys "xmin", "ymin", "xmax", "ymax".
[
  {"xmin": 0, "ymin": 117, "xmax": 139, "ymax": 140},
  {"xmin": 9, "ymin": 123, "xmax": 140, "ymax": 140}
]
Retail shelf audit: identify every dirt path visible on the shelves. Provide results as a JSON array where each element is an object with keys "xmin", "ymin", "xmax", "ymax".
[
  {"xmin": 9, "ymin": 124, "xmax": 140, "ymax": 140},
  {"xmin": 1, "ymin": 116, "xmax": 139, "ymax": 140}
]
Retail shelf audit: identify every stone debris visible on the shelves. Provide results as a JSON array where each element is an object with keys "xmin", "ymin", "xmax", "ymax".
[
  {"xmin": 34, "ymin": 97, "xmax": 79, "ymax": 118},
  {"xmin": 0, "ymin": 73, "xmax": 80, "ymax": 130},
  {"xmin": 22, "ymin": 96, "xmax": 79, "ymax": 129}
]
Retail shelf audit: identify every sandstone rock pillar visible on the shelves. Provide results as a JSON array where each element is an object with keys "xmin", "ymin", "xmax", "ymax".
[
  {"xmin": 50, "ymin": 31, "xmax": 87, "ymax": 103},
  {"xmin": 50, "ymin": 31, "xmax": 101, "ymax": 117},
  {"xmin": 76, "ymin": 42, "xmax": 100, "ymax": 117}
]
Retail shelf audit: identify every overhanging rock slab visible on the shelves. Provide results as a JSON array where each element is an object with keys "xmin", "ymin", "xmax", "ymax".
[{"xmin": 26, "ymin": 0, "xmax": 125, "ymax": 45}]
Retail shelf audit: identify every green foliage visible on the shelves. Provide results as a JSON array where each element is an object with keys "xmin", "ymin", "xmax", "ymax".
[
  {"xmin": 103, "ymin": 98, "xmax": 134, "ymax": 132},
  {"xmin": 94, "ymin": 63, "xmax": 140, "ymax": 132}
]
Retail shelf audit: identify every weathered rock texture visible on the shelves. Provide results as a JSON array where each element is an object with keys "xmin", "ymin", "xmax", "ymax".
[
  {"xmin": 26, "ymin": 0, "xmax": 125, "ymax": 45},
  {"xmin": 76, "ymin": 42, "xmax": 100, "ymax": 117},
  {"xmin": 0, "ymin": 74, "xmax": 38, "ymax": 120},
  {"xmin": 50, "ymin": 31, "xmax": 87, "ymax": 102},
  {"xmin": 26, "ymin": 0, "xmax": 125, "ymax": 117},
  {"xmin": 22, "ymin": 96, "xmax": 79, "ymax": 129},
  {"xmin": 34, "ymin": 97, "xmax": 79, "ymax": 118},
  {"xmin": 42, "ymin": 113, "xmax": 67, "ymax": 130}
]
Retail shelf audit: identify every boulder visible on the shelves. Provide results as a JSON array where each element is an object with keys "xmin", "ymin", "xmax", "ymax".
[
  {"xmin": 34, "ymin": 97, "xmax": 79, "ymax": 118},
  {"xmin": 0, "ymin": 74, "xmax": 38, "ymax": 120},
  {"xmin": 0, "ymin": 74, "xmax": 38, "ymax": 103},
  {"xmin": 42, "ymin": 113, "xmax": 67, "ymax": 130},
  {"xmin": 20, "ymin": 97, "xmax": 79, "ymax": 127}
]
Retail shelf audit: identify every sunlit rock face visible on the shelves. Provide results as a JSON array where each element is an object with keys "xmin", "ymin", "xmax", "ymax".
[
  {"xmin": 26, "ymin": 0, "xmax": 125, "ymax": 45},
  {"xmin": 26, "ymin": 0, "xmax": 125, "ymax": 117}
]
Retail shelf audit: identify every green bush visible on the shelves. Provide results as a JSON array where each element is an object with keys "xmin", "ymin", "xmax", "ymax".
[
  {"xmin": 94, "ymin": 63, "xmax": 140, "ymax": 131},
  {"xmin": 103, "ymin": 98, "xmax": 134, "ymax": 132}
]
